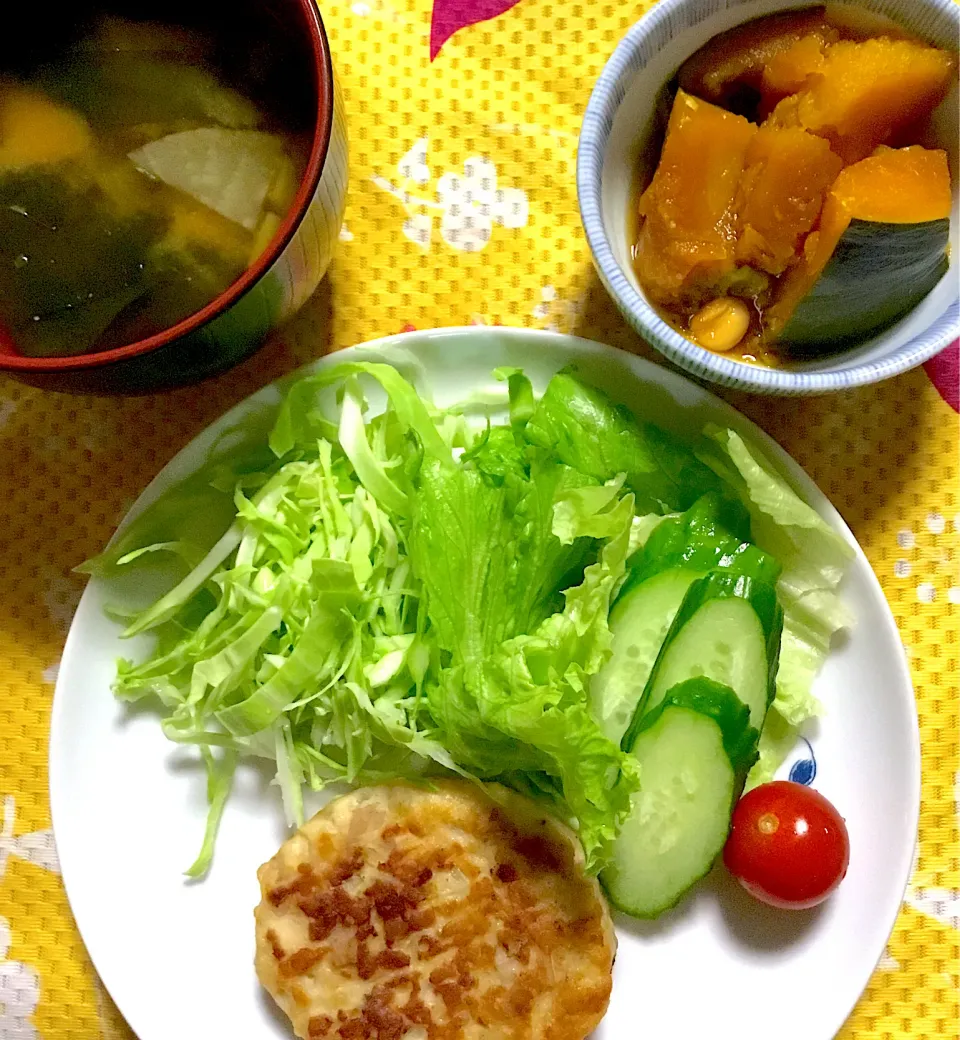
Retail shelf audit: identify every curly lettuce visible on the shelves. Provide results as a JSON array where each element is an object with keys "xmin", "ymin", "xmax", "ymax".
[{"xmin": 84, "ymin": 362, "xmax": 852, "ymax": 875}]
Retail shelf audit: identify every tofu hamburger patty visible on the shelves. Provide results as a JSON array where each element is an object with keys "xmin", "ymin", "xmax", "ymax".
[{"xmin": 254, "ymin": 781, "xmax": 616, "ymax": 1040}]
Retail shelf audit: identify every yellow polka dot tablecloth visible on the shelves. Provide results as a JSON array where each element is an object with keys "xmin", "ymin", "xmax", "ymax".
[{"xmin": 0, "ymin": 1, "xmax": 957, "ymax": 1036}]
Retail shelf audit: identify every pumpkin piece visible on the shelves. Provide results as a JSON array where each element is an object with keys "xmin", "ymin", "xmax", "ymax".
[
  {"xmin": 767, "ymin": 146, "xmax": 951, "ymax": 347},
  {"xmin": 678, "ymin": 8, "xmax": 839, "ymax": 113},
  {"xmin": 164, "ymin": 192, "xmax": 253, "ymax": 267},
  {"xmin": 735, "ymin": 126, "xmax": 844, "ymax": 276},
  {"xmin": 833, "ymin": 145, "xmax": 952, "ymax": 222},
  {"xmin": 636, "ymin": 91, "xmax": 756, "ymax": 308},
  {"xmin": 766, "ymin": 38, "xmax": 956, "ymax": 163},
  {"xmin": 760, "ymin": 35, "xmax": 828, "ymax": 111},
  {"xmin": 0, "ymin": 86, "xmax": 94, "ymax": 169}
]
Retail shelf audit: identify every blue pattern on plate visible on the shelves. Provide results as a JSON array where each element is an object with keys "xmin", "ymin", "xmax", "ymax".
[
  {"xmin": 787, "ymin": 737, "xmax": 817, "ymax": 786},
  {"xmin": 576, "ymin": 0, "xmax": 960, "ymax": 395}
]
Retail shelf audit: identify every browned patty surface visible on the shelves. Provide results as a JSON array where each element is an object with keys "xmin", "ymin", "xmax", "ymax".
[{"xmin": 255, "ymin": 781, "xmax": 615, "ymax": 1040}]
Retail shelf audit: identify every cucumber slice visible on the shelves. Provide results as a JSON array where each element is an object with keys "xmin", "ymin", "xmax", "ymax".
[
  {"xmin": 647, "ymin": 596, "xmax": 767, "ymax": 722},
  {"xmin": 592, "ymin": 494, "xmax": 780, "ymax": 745},
  {"xmin": 591, "ymin": 568, "xmax": 701, "ymax": 743},
  {"xmin": 602, "ymin": 677, "xmax": 758, "ymax": 918},
  {"xmin": 624, "ymin": 572, "xmax": 782, "ymax": 749},
  {"xmin": 619, "ymin": 492, "xmax": 781, "ymax": 601}
]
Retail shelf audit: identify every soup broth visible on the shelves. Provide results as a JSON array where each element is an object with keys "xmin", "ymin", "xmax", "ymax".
[{"xmin": 0, "ymin": 15, "xmax": 310, "ymax": 358}]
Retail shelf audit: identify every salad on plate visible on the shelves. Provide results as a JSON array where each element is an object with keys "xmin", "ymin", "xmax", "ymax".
[{"xmin": 83, "ymin": 362, "xmax": 854, "ymax": 920}]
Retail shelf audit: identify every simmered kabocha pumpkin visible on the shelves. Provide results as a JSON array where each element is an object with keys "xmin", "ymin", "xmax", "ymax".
[
  {"xmin": 760, "ymin": 34, "xmax": 829, "ymax": 111},
  {"xmin": 768, "ymin": 146, "xmax": 952, "ymax": 348},
  {"xmin": 735, "ymin": 125, "xmax": 843, "ymax": 276},
  {"xmin": 636, "ymin": 91, "xmax": 757, "ymax": 308},
  {"xmin": 767, "ymin": 37, "xmax": 956, "ymax": 163},
  {"xmin": 635, "ymin": 8, "xmax": 956, "ymax": 362},
  {"xmin": 678, "ymin": 8, "xmax": 839, "ymax": 115}
]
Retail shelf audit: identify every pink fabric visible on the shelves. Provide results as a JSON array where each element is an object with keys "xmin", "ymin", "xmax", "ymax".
[
  {"xmin": 923, "ymin": 339, "xmax": 959, "ymax": 412},
  {"xmin": 430, "ymin": 0, "xmax": 524, "ymax": 59}
]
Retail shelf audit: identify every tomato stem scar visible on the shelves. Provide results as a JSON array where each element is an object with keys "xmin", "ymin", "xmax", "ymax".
[{"xmin": 757, "ymin": 812, "xmax": 779, "ymax": 835}]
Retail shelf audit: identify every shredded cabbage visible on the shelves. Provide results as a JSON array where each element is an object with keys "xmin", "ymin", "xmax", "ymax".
[{"xmin": 86, "ymin": 363, "xmax": 853, "ymax": 873}]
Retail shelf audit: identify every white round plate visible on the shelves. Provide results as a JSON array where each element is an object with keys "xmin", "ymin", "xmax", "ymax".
[{"xmin": 50, "ymin": 328, "xmax": 919, "ymax": 1040}]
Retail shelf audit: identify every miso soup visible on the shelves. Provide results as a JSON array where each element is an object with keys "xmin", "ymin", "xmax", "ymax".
[{"xmin": 0, "ymin": 14, "xmax": 311, "ymax": 358}]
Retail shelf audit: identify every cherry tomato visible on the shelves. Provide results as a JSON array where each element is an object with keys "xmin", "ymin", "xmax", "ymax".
[{"xmin": 723, "ymin": 781, "xmax": 850, "ymax": 909}]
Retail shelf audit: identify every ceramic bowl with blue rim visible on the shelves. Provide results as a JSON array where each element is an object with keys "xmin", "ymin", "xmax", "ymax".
[{"xmin": 577, "ymin": 0, "xmax": 960, "ymax": 395}]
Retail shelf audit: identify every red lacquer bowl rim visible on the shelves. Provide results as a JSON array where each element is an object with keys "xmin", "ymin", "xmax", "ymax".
[{"xmin": 0, "ymin": 0, "xmax": 335, "ymax": 373}]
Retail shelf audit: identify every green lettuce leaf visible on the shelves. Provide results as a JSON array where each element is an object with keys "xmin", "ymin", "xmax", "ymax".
[
  {"xmin": 409, "ymin": 447, "xmax": 639, "ymax": 870},
  {"xmin": 701, "ymin": 427, "xmax": 854, "ymax": 785},
  {"xmin": 87, "ymin": 361, "xmax": 849, "ymax": 880},
  {"xmin": 524, "ymin": 371, "xmax": 720, "ymax": 513}
]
